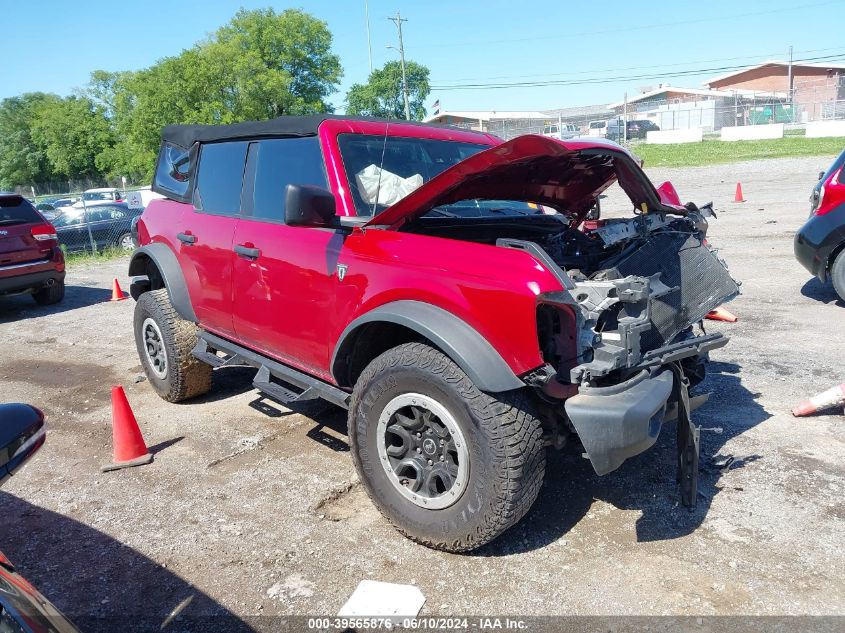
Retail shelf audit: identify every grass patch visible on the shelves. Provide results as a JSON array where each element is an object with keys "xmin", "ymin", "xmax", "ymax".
[
  {"xmin": 634, "ymin": 136, "xmax": 845, "ymax": 168},
  {"xmin": 64, "ymin": 247, "xmax": 129, "ymax": 267}
]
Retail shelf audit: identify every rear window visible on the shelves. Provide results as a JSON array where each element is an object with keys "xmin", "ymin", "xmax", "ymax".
[
  {"xmin": 0, "ymin": 197, "xmax": 41, "ymax": 226},
  {"xmin": 193, "ymin": 141, "xmax": 249, "ymax": 215},
  {"xmin": 589, "ymin": 121, "xmax": 606, "ymax": 129},
  {"xmin": 153, "ymin": 143, "xmax": 193, "ymax": 201}
]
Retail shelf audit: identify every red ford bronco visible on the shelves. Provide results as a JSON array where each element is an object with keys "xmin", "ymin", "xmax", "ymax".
[{"xmin": 130, "ymin": 115, "xmax": 739, "ymax": 552}]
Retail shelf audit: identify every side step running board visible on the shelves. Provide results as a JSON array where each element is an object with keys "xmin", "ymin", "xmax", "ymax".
[
  {"xmin": 191, "ymin": 339, "xmax": 248, "ymax": 369},
  {"xmin": 193, "ymin": 332, "xmax": 351, "ymax": 410},
  {"xmin": 253, "ymin": 366, "xmax": 319, "ymax": 405}
]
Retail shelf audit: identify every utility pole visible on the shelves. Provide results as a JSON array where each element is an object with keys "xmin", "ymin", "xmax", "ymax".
[
  {"xmin": 787, "ymin": 45, "xmax": 794, "ymax": 123},
  {"xmin": 623, "ymin": 92, "xmax": 628, "ymax": 143},
  {"xmin": 388, "ymin": 11, "xmax": 411, "ymax": 120},
  {"xmin": 365, "ymin": 0, "xmax": 373, "ymax": 74}
]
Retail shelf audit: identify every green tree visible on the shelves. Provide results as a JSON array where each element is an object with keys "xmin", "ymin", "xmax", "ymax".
[
  {"xmin": 345, "ymin": 61, "xmax": 430, "ymax": 120},
  {"xmin": 31, "ymin": 96, "xmax": 115, "ymax": 179},
  {"xmin": 0, "ymin": 92, "xmax": 59, "ymax": 189},
  {"xmin": 95, "ymin": 7, "xmax": 342, "ymax": 179},
  {"xmin": 210, "ymin": 7, "xmax": 342, "ymax": 117}
]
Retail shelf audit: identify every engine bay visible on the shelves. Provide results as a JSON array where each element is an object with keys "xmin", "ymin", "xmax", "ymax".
[{"xmin": 404, "ymin": 204, "xmax": 740, "ymax": 388}]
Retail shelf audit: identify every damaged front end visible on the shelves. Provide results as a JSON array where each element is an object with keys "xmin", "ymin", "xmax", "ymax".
[
  {"xmin": 365, "ymin": 134, "xmax": 740, "ymax": 499},
  {"xmin": 524, "ymin": 206, "xmax": 740, "ymax": 489}
]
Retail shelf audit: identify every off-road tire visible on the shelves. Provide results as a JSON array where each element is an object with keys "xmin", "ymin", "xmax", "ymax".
[
  {"xmin": 348, "ymin": 342, "xmax": 545, "ymax": 552},
  {"xmin": 32, "ymin": 280, "xmax": 64, "ymax": 305},
  {"xmin": 134, "ymin": 288, "xmax": 212, "ymax": 402},
  {"xmin": 831, "ymin": 249, "xmax": 845, "ymax": 302}
]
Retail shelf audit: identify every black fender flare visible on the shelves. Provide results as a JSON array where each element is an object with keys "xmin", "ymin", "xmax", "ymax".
[
  {"xmin": 128, "ymin": 243, "xmax": 197, "ymax": 323},
  {"xmin": 331, "ymin": 300, "xmax": 524, "ymax": 393}
]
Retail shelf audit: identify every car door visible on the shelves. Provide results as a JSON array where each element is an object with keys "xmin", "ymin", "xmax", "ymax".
[
  {"xmin": 54, "ymin": 213, "xmax": 87, "ymax": 251},
  {"xmin": 231, "ymin": 137, "xmax": 340, "ymax": 378},
  {"xmin": 177, "ymin": 141, "xmax": 249, "ymax": 337},
  {"xmin": 84, "ymin": 206, "xmax": 117, "ymax": 249}
]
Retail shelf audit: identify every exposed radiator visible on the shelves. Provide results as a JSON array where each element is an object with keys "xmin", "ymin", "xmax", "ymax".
[{"xmin": 607, "ymin": 233, "xmax": 740, "ymax": 350}]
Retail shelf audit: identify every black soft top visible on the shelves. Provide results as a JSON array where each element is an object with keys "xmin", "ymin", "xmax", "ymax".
[{"xmin": 161, "ymin": 114, "xmax": 459, "ymax": 148}]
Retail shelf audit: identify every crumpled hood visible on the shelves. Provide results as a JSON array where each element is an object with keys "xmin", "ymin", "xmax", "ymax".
[{"xmin": 364, "ymin": 135, "xmax": 681, "ymax": 229}]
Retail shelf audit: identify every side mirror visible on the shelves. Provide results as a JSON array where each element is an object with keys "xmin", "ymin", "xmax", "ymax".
[
  {"xmin": 284, "ymin": 185, "xmax": 337, "ymax": 227},
  {"xmin": 0, "ymin": 404, "xmax": 46, "ymax": 488}
]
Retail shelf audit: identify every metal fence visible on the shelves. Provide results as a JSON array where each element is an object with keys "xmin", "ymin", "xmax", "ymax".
[
  {"xmin": 45, "ymin": 203, "xmax": 140, "ymax": 256},
  {"xmin": 463, "ymin": 77, "xmax": 845, "ymax": 141},
  {"xmin": 34, "ymin": 191, "xmax": 148, "ymax": 256}
]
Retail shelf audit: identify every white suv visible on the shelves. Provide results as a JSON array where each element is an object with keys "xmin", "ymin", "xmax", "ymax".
[{"xmin": 542, "ymin": 123, "xmax": 580, "ymax": 140}]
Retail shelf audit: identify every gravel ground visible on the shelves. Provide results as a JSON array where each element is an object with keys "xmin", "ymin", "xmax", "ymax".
[{"xmin": 1, "ymin": 155, "xmax": 843, "ymax": 631}]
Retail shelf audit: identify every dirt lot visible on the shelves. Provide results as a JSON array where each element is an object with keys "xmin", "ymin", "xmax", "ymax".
[{"xmin": 1, "ymin": 155, "xmax": 843, "ymax": 630}]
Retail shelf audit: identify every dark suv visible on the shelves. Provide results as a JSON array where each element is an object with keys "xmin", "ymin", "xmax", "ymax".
[
  {"xmin": 0, "ymin": 193, "xmax": 65, "ymax": 305},
  {"xmin": 606, "ymin": 119, "xmax": 660, "ymax": 141},
  {"xmin": 129, "ymin": 115, "xmax": 739, "ymax": 551},
  {"xmin": 794, "ymin": 147, "xmax": 845, "ymax": 300}
]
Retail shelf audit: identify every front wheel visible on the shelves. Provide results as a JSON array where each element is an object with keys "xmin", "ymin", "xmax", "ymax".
[
  {"xmin": 133, "ymin": 288, "xmax": 212, "ymax": 402},
  {"xmin": 348, "ymin": 342, "xmax": 545, "ymax": 552}
]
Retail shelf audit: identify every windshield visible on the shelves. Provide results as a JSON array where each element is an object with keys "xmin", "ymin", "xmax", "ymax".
[
  {"xmin": 337, "ymin": 134, "xmax": 544, "ymax": 218},
  {"xmin": 83, "ymin": 191, "xmax": 117, "ymax": 201}
]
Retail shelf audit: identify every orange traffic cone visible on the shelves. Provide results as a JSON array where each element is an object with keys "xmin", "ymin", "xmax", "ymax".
[
  {"xmin": 792, "ymin": 382, "xmax": 845, "ymax": 417},
  {"xmin": 110, "ymin": 278, "xmax": 127, "ymax": 301},
  {"xmin": 733, "ymin": 182, "xmax": 745, "ymax": 203},
  {"xmin": 706, "ymin": 306, "xmax": 738, "ymax": 322},
  {"xmin": 101, "ymin": 386, "xmax": 153, "ymax": 472}
]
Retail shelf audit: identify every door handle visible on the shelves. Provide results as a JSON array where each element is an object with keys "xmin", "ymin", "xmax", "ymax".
[
  {"xmin": 177, "ymin": 232, "xmax": 196, "ymax": 245},
  {"xmin": 234, "ymin": 244, "xmax": 261, "ymax": 259}
]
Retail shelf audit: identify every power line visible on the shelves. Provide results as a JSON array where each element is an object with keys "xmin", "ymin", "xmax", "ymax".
[
  {"xmin": 408, "ymin": 0, "xmax": 837, "ymax": 51},
  {"xmin": 431, "ymin": 46, "xmax": 845, "ymax": 84},
  {"xmin": 430, "ymin": 53, "xmax": 845, "ymax": 91}
]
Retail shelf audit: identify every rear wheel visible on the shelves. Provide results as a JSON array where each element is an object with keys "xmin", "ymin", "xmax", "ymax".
[
  {"xmin": 32, "ymin": 280, "xmax": 64, "ymax": 305},
  {"xmin": 348, "ymin": 342, "xmax": 545, "ymax": 552},
  {"xmin": 133, "ymin": 288, "xmax": 212, "ymax": 402},
  {"xmin": 831, "ymin": 249, "xmax": 845, "ymax": 302}
]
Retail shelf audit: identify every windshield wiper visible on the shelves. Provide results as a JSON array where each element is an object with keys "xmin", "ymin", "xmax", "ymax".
[
  {"xmin": 485, "ymin": 206, "xmax": 533, "ymax": 216},
  {"xmin": 0, "ymin": 219, "xmax": 28, "ymax": 226},
  {"xmin": 427, "ymin": 207, "xmax": 460, "ymax": 218}
]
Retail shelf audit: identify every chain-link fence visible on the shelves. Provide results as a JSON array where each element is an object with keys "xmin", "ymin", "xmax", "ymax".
[
  {"xmin": 45, "ymin": 202, "xmax": 142, "ymax": 256},
  {"xmin": 453, "ymin": 74, "xmax": 845, "ymax": 142},
  {"xmin": 29, "ymin": 186, "xmax": 152, "ymax": 256}
]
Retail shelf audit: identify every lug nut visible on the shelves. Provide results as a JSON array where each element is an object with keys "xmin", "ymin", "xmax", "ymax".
[
  {"xmin": 416, "ymin": 447, "xmax": 421, "ymax": 453},
  {"xmin": 427, "ymin": 459, "xmax": 433, "ymax": 465},
  {"xmin": 439, "ymin": 455, "xmax": 444, "ymax": 461}
]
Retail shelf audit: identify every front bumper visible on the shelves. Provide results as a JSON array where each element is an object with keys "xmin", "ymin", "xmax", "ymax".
[{"xmin": 564, "ymin": 369, "xmax": 673, "ymax": 475}]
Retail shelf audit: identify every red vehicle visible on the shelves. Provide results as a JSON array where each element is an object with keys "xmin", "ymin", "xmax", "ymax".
[
  {"xmin": 130, "ymin": 116, "xmax": 739, "ymax": 551},
  {"xmin": 0, "ymin": 194, "xmax": 65, "ymax": 305}
]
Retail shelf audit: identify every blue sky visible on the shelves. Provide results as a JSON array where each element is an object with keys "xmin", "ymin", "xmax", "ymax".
[{"xmin": 2, "ymin": 0, "xmax": 840, "ymax": 113}]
